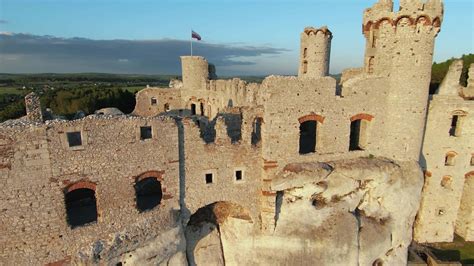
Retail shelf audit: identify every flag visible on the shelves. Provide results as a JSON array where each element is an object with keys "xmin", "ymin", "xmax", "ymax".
[{"xmin": 192, "ymin": 30, "xmax": 201, "ymax": 41}]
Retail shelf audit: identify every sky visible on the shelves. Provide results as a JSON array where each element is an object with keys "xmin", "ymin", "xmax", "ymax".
[{"xmin": 0, "ymin": 0, "xmax": 472, "ymax": 76}]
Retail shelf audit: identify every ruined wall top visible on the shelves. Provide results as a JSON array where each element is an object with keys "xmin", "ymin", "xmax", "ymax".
[{"xmin": 437, "ymin": 60, "xmax": 474, "ymax": 100}]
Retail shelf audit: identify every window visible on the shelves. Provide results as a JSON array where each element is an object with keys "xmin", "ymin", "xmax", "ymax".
[
  {"xmin": 164, "ymin": 103, "xmax": 170, "ymax": 112},
  {"xmin": 440, "ymin": 176, "xmax": 452, "ymax": 189},
  {"xmin": 448, "ymin": 111, "xmax": 467, "ymax": 137},
  {"xmin": 367, "ymin": 56, "xmax": 375, "ymax": 74},
  {"xmin": 67, "ymin": 131, "xmax": 82, "ymax": 147},
  {"xmin": 200, "ymin": 102, "xmax": 205, "ymax": 116},
  {"xmin": 303, "ymin": 48, "xmax": 307, "ymax": 58},
  {"xmin": 235, "ymin": 170, "xmax": 243, "ymax": 181},
  {"xmin": 349, "ymin": 118, "xmax": 370, "ymax": 151},
  {"xmin": 191, "ymin": 104, "xmax": 197, "ymax": 115},
  {"xmin": 436, "ymin": 208, "xmax": 446, "ymax": 216},
  {"xmin": 251, "ymin": 117, "xmax": 263, "ymax": 146},
  {"xmin": 151, "ymin": 97, "xmax": 157, "ymax": 105},
  {"xmin": 299, "ymin": 120, "xmax": 317, "ymax": 154},
  {"xmin": 140, "ymin": 126, "xmax": 152, "ymax": 140},
  {"xmin": 205, "ymin": 173, "xmax": 213, "ymax": 184},
  {"xmin": 65, "ymin": 184, "xmax": 97, "ymax": 228},
  {"xmin": 303, "ymin": 61, "xmax": 308, "ymax": 74},
  {"xmin": 471, "ymin": 155, "xmax": 474, "ymax": 166},
  {"xmin": 135, "ymin": 177, "xmax": 162, "ymax": 212},
  {"xmin": 444, "ymin": 152, "xmax": 456, "ymax": 166}
]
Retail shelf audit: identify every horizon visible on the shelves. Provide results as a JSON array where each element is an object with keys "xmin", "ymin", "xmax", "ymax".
[{"xmin": 0, "ymin": 0, "xmax": 472, "ymax": 76}]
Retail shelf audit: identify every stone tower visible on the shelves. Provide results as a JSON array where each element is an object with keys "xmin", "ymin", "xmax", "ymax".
[
  {"xmin": 180, "ymin": 56, "xmax": 209, "ymax": 90},
  {"xmin": 25, "ymin": 92, "xmax": 43, "ymax": 122},
  {"xmin": 298, "ymin": 27, "xmax": 332, "ymax": 78},
  {"xmin": 362, "ymin": 0, "xmax": 443, "ymax": 161}
]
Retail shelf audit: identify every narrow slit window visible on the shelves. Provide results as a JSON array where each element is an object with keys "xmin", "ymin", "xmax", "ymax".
[
  {"xmin": 303, "ymin": 48, "xmax": 308, "ymax": 58},
  {"xmin": 191, "ymin": 104, "xmax": 197, "ymax": 115},
  {"xmin": 140, "ymin": 126, "xmax": 152, "ymax": 140},
  {"xmin": 200, "ymin": 102, "xmax": 205, "ymax": 116},
  {"xmin": 471, "ymin": 155, "xmax": 474, "ymax": 166},
  {"xmin": 205, "ymin": 173, "xmax": 213, "ymax": 184},
  {"xmin": 303, "ymin": 61, "xmax": 308, "ymax": 74},
  {"xmin": 251, "ymin": 117, "xmax": 262, "ymax": 146},
  {"xmin": 449, "ymin": 115, "xmax": 464, "ymax": 137},
  {"xmin": 67, "ymin": 131, "xmax": 82, "ymax": 147}
]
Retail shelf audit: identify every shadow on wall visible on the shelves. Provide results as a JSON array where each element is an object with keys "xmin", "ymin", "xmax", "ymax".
[{"xmin": 184, "ymin": 202, "xmax": 252, "ymax": 266}]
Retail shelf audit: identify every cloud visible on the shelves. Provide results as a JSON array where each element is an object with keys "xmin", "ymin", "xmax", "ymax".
[
  {"xmin": 0, "ymin": 20, "xmax": 8, "ymax": 24},
  {"xmin": 0, "ymin": 33, "xmax": 289, "ymax": 75}
]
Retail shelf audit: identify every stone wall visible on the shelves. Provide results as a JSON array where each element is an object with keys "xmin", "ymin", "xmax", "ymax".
[
  {"xmin": 414, "ymin": 61, "xmax": 474, "ymax": 243},
  {"xmin": 0, "ymin": 116, "xmax": 181, "ymax": 264}
]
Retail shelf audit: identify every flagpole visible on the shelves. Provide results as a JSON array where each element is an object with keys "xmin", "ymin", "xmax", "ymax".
[{"xmin": 190, "ymin": 30, "xmax": 193, "ymax": 56}]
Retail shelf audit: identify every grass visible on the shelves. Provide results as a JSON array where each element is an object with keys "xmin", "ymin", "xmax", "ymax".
[
  {"xmin": 428, "ymin": 235, "xmax": 474, "ymax": 264},
  {"xmin": 0, "ymin": 87, "xmax": 27, "ymax": 95}
]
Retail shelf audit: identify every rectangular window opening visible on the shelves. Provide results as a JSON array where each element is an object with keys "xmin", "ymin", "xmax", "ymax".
[
  {"xmin": 299, "ymin": 120, "xmax": 317, "ymax": 154},
  {"xmin": 349, "ymin": 120, "xmax": 365, "ymax": 151},
  {"xmin": 67, "ymin": 131, "xmax": 82, "ymax": 147},
  {"xmin": 191, "ymin": 104, "xmax": 197, "ymax": 115},
  {"xmin": 205, "ymin": 173, "xmax": 213, "ymax": 184},
  {"xmin": 151, "ymin": 97, "xmax": 157, "ymax": 105},
  {"xmin": 235, "ymin": 170, "xmax": 242, "ymax": 181},
  {"xmin": 449, "ymin": 115, "xmax": 463, "ymax": 137},
  {"xmin": 140, "ymin": 126, "xmax": 152, "ymax": 140}
]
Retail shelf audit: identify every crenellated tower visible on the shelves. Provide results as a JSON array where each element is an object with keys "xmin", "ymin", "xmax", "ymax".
[
  {"xmin": 298, "ymin": 27, "xmax": 332, "ymax": 78},
  {"xmin": 362, "ymin": 0, "xmax": 443, "ymax": 161}
]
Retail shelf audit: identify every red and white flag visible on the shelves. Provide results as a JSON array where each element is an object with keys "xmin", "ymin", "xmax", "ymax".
[{"xmin": 191, "ymin": 30, "xmax": 201, "ymax": 41}]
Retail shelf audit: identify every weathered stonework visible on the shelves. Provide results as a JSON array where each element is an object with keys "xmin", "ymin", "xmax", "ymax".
[{"xmin": 1, "ymin": 0, "xmax": 471, "ymax": 265}]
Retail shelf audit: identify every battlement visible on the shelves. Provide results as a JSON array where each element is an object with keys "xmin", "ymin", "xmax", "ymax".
[{"xmin": 363, "ymin": 0, "xmax": 443, "ymax": 36}]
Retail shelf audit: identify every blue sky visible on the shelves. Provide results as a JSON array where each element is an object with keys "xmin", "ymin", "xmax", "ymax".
[{"xmin": 0, "ymin": 0, "xmax": 472, "ymax": 75}]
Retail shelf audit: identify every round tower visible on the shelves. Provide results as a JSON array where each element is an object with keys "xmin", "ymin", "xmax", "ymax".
[
  {"xmin": 298, "ymin": 27, "xmax": 332, "ymax": 79},
  {"xmin": 362, "ymin": 0, "xmax": 443, "ymax": 161},
  {"xmin": 180, "ymin": 56, "xmax": 209, "ymax": 90}
]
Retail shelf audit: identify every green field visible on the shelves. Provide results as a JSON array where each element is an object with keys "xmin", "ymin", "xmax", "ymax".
[
  {"xmin": 429, "ymin": 235, "xmax": 474, "ymax": 264},
  {"xmin": 0, "ymin": 87, "xmax": 27, "ymax": 95}
]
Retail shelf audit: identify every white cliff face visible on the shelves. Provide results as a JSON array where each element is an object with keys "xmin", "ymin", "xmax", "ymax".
[{"xmin": 185, "ymin": 158, "xmax": 424, "ymax": 266}]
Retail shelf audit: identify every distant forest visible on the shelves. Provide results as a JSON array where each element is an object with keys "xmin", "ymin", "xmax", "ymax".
[{"xmin": 0, "ymin": 54, "xmax": 472, "ymax": 122}]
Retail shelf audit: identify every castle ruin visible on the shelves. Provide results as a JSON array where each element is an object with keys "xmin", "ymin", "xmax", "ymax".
[{"xmin": 0, "ymin": 0, "xmax": 472, "ymax": 265}]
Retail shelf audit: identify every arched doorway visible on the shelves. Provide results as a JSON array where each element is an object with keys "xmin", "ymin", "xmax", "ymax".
[{"xmin": 134, "ymin": 171, "xmax": 163, "ymax": 212}]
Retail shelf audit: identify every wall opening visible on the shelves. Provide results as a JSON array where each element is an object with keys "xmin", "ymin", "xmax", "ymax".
[
  {"xmin": 205, "ymin": 173, "xmax": 213, "ymax": 184},
  {"xmin": 235, "ymin": 170, "xmax": 243, "ymax": 181},
  {"xmin": 140, "ymin": 126, "xmax": 152, "ymax": 140},
  {"xmin": 303, "ymin": 61, "xmax": 308, "ymax": 74},
  {"xmin": 349, "ymin": 119, "xmax": 369, "ymax": 151},
  {"xmin": 303, "ymin": 48, "xmax": 308, "ymax": 58},
  {"xmin": 368, "ymin": 56, "xmax": 375, "ymax": 74},
  {"xmin": 445, "ymin": 152, "xmax": 456, "ymax": 166},
  {"xmin": 65, "ymin": 187, "xmax": 98, "ymax": 228},
  {"xmin": 200, "ymin": 102, "xmax": 205, "ymax": 116},
  {"xmin": 191, "ymin": 104, "xmax": 197, "ymax": 115},
  {"xmin": 449, "ymin": 115, "xmax": 464, "ymax": 137},
  {"xmin": 440, "ymin": 176, "xmax": 453, "ymax": 189},
  {"xmin": 151, "ymin": 97, "xmax": 157, "ymax": 106},
  {"xmin": 251, "ymin": 117, "xmax": 263, "ymax": 146},
  {"xmin": 164, "ymin": 103, "xmax": 170, "ymax": 112},
  {"xmin": 67, "ymin": 131, "xmax": 82, "ymax": 147},
  {"xmin": 299, "ymin": 120, "xmax": 317, "ymax": 154},
  {"xmin": 135, "ymin": 177, "xmax": 162, "ymax": 212},
  {"xmin": 471, "ymin": 155, "xmax": 474, "ymax": 166}
]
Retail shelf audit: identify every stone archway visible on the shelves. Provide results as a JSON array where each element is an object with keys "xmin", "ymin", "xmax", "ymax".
[{"xmin": 185, "ymin": 202, "xmax": 252, "ymax": 266}]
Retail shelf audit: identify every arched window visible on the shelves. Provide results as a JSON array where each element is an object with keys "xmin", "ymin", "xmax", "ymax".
[
  {"xmin": 367, "ymin": 57, "xmax": 375, "ymax": 74},
  {"xmin": 298, "ymin": 114, "xmax": 324, "ymax": 154},
  {"xmin": 444, "ymin": 151, "xmax": 457, "ymax": 166},
  {"xmin": 251, "ymin": 117, "xmax": 263, "ymax": 146},
  {"xmin": 349, "ymin": 114, "xmax": 373, "ymax": 151},
  {"xmin": 64, "ymin": 182, "xmax": 98, "ymax": 228},
  {"xmin": 449, "ymin": 111, "xmax": 467, "ymax": 137},
  {"xmin": 164, "ymin": 103, "xmax": 170, "ymax": 112},
  {"xmin": 135, "ymin": 172, "xmax": 163, "ymax": 212}
]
